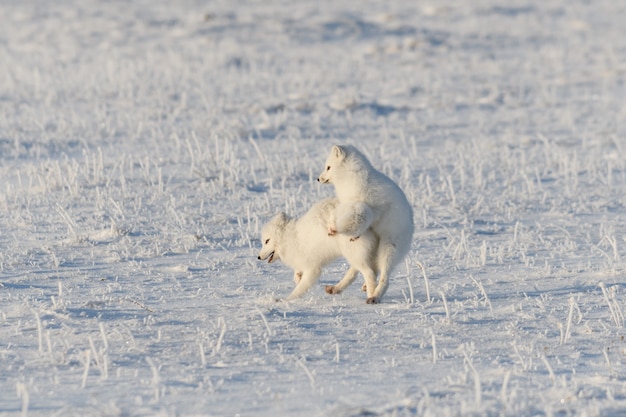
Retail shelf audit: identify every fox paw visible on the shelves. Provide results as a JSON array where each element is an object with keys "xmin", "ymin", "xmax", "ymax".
[
  {"xmin": 366, "ymin": 297, "xmax": 379, "ymax": 304},
  {"xmin": 327, "ymin": 227, "xmax": 337, "ymax": 236},
  {"xmin": 325, "ymin": 285, "xmax": 342, "ymax": 295}
]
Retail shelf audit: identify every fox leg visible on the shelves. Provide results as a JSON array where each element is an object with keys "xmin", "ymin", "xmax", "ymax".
[
  {"xmin": 325, "ymin": 266, "xmax": 358, "ymax": 294},
  {"xmin": 284, "ymin": 268, "xmax": 321, "ymax": 301},
  {"xmin": 360, "ymin": 266, "xmax": 375, "ymax": 293},
  {"xmin": 362, "ymin": 266, "xmax": 378, "ymax": 301},
  {"xmin": 368, "ymin": 240, "xmax": 396, "ymax": 304},
  {"xmin": 335, "ymin": 202, "xmax": 374, "ymax": 239}
]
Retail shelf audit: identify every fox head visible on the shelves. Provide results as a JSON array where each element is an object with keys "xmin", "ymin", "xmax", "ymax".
[
  {"xmin": 317, "ymin": 145, "xmax": 347, "ymax": 184},
  {"xmin": 257, "ymin": 212, "xmax": 289, "ymax": 263}
]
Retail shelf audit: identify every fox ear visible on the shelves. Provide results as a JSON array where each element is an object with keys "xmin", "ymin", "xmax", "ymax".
[
  {"xmin": 273, "ymin": 212, "xmax": 289, "ymax": 225},
  {"xmin": 332, "ymin": 145, "xmax": 346, "ymax": 160}
]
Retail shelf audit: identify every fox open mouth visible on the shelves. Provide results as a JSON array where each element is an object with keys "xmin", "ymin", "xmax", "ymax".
[{"xmin": 267, "ymin": 251, "xmax": 275, "ymax": 263}]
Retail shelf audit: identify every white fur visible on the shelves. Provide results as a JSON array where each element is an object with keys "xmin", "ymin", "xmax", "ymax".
[
  {"xmin": 318, "ymin": 144, "xmax": 414, "ymax": 303},
  {"xmin": 258, "ymin": 198, "xmax": 378, "ymax": 301},
  {"xmin": 328, "ymin": 201, "xmax": 375, "ymax": 240}
]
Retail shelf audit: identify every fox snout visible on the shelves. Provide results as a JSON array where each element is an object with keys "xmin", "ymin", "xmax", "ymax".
[
  {"xmin": 258, "ymin": 248, "xmax": 276, "ymax": 263},
  {"xmin": 317, "ymin": 174, "xmax": 330, "ymax": 184}
]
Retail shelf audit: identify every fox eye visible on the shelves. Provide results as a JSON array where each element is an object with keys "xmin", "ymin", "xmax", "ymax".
[
  {"xmin": 265, "ymin": 238, "xmax": 270, "ymax": 244},
  {"xmin": 326, "ymin": 165, "xmax": 331, "ymax": 171}
]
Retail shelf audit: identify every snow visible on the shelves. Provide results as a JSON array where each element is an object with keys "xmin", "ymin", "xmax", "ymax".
[{"xmin": 1, "ymin": 0, "xmax": 625, "ymax": 416}]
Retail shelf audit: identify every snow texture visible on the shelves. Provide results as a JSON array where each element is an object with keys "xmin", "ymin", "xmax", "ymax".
[{"xmin": 1, "ymin": 0, "xmax": 626, "ymax": 416}]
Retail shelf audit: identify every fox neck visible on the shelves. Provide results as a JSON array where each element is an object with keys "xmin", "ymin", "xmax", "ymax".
[{"xmin": 333, "ymin": 169, "xmax": 369, "ymax": 201}]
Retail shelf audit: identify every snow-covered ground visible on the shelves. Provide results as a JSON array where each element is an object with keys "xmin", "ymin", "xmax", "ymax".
[{"xmin": 1, "ymin": 0, "xmax": 626, "ymax": 415}]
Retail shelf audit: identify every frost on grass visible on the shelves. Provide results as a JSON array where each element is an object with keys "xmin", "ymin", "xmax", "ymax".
[{"xmin": 1, "ymin": 0, "xmax": 626, "ymax": 416}]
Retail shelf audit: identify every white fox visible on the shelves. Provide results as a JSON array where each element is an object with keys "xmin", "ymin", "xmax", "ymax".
[
  {"xmin": 318, "ymin": 145, "xmax": 414, "ymax": 303},
  {"xmin": 258, "ymin": 198, "xmax": 379, "ymax": 301}
]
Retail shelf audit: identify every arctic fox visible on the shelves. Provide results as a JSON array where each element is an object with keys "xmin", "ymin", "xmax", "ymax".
[
  {"xmin": 257, "ymin": 198, "xmax": 379, "ymax": 302},
  {"xmin": 318, "ymin": 145, "xmax": 414, "ymax": 303}
]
